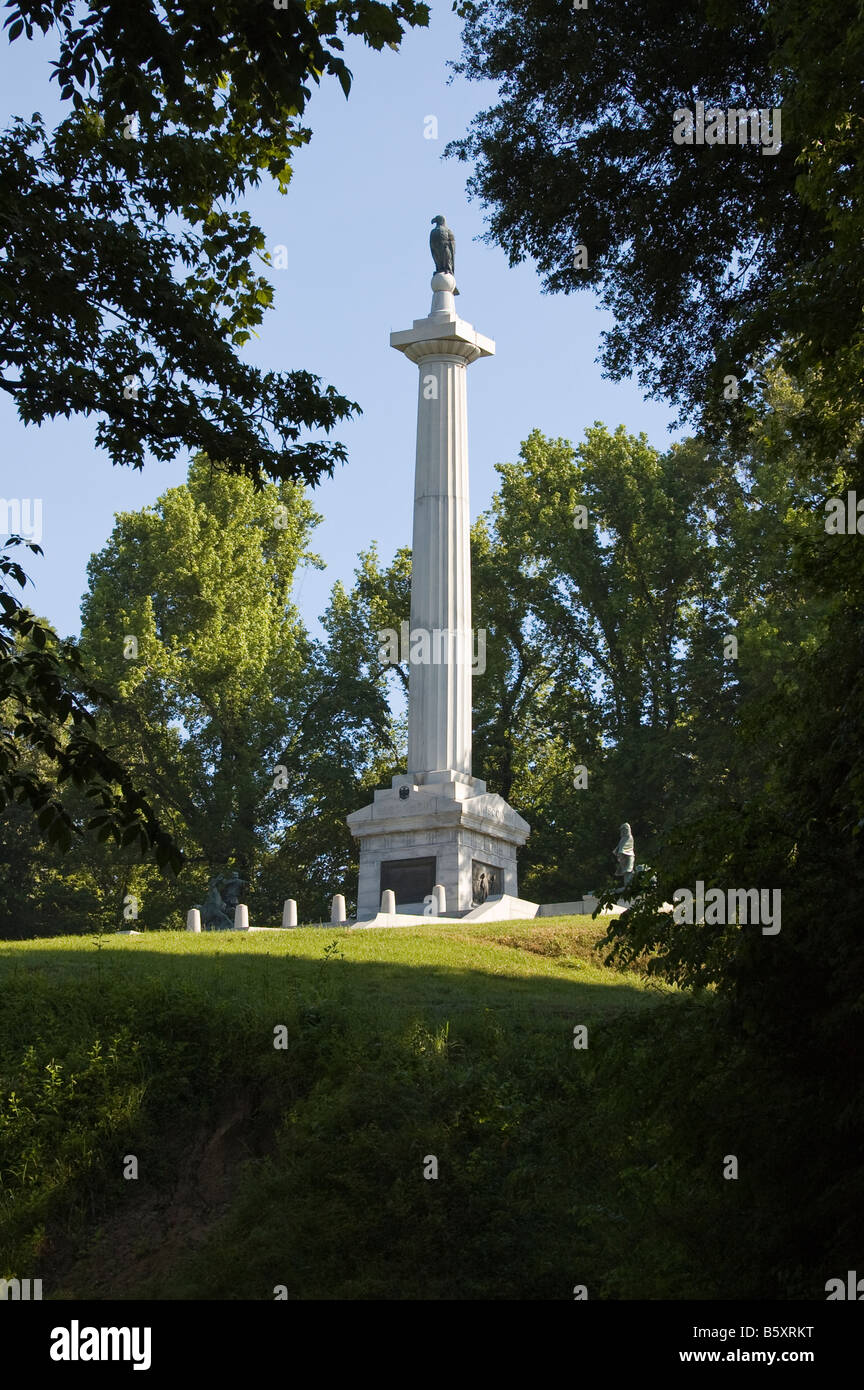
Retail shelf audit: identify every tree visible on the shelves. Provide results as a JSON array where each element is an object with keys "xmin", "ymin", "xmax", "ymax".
[
  {"xmin": 448, "ymin": 0, "xmax": 864, "ymax": 452},
  {"xmin": 3, "ymin": 0, "xmax": 429, "ymax": 483},
  {"xmin": 0, "ymin": 476, "xmax": 406, "ymax": 932},
  {"xmin": 0, "ymin": 539, "xmax": 181, "ymax": 871},
  {"xmin": 470, "ymin": 426, "xmax": 737, "ymax": 895},
  {"xmin": 269, "ymin": 546, "xmax": 408, "ymax": 919},
  {"xmin": 73, "ymin": 458, "xmax": 321, "ymax": 914},
  {"xmin": 599, "ymin": 371, "xmax": 864, "ymax": 1026},
  {"xmin": 0, "ymin": 0, "xmax": 429, "ymax": 862},
  {"xmin": 449, "ymin": 2, "xmax": 864, "ymax": 1088}
]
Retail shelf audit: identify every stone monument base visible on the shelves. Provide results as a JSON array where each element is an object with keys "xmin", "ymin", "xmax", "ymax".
[{"xmin": 347, "ymin": 770, "xmax": 530, "ymax": 923}]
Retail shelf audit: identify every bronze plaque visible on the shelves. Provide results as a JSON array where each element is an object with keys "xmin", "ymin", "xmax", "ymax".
[
  {"xmin": 380, "ymin": 857, "xmax": 436, "ymax": 906},
  {"xmin": 472, "ymin": 860, "xmax": 502, "ymax": 905}
]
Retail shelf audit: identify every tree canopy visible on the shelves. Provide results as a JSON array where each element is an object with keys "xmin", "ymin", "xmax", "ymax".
[
  {"xmin": 448, "ymin": 0, "xmax": 864, "ymax": 450},
  {"xmin": 3, "ymin": 0, "xmax": 429, "ymax": 481},
  {"xmin": 0, "ymin": 0, "xmax": 428, "ymax": 863},
  {"xmin": 0, "ymin": 461, "xmax": 403, "ymax": 932}
]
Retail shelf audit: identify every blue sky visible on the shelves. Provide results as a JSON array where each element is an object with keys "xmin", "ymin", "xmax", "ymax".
[{"xmin": 0, "ymin": 3, "xmax": 679, "ymax": 641}]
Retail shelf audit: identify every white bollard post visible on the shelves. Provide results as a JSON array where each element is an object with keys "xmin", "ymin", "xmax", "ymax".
[
  {"xmin": 331, "ymin": 894, "xmax": 347, "ymax": 925},
  {"xmin": 433, "ymin": 883, "xmax": 447, "ymax": 915},
  {"xmin": 186, "ymin": 908, "xmax": 202, "ymax": 933},
  {"xmin": 282, "ymin": 898, "xmax": 298, "ymax": 928},
  {"xmin": 380, "ymin": 889, "xmax": 396, "ymax": 915},
  {"xmin": 234, "ymin": 903, "xmax": 249, "ymax": 931}
]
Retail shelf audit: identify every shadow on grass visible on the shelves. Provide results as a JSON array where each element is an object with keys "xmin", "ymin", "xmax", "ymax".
[{"xmin": 0, "ymin": 935, "xmax": 662, "ymax": 1028}]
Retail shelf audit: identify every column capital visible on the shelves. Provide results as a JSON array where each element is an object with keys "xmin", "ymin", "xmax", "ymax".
[{"xmin": 391, "ymin": 308, "xmax": 494, "ymax": 366}]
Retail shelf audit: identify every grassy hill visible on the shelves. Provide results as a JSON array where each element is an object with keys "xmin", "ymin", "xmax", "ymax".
[{"xmin": 0, "ymin": 919, "xmax": 810, "ymax": 1299}]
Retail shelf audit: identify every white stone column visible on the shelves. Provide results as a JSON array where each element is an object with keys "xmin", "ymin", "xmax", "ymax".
[
  {"xmin": 391, "ymin": 274, "xmax": 494, "ymax": 779},
  {"xmin": 347, "ymin": 258, "xmax": 529, "ymax": 924}
]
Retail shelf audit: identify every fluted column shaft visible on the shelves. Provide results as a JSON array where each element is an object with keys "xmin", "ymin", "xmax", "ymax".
[
  {"xmin": 390, "ymin": 290, "xmax": 494, "ymax": 781},
  {"xmin": 407, "ymin": 349, "xmax": 473, "ymax": 775}
]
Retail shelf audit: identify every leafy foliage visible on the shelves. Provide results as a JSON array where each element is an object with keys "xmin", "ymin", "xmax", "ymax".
[
  {"xmin": 468, "ymin": 426, "xmax": 739, "ymax": 894},
  {"xmin": 2, "ymin": 0, "xmax": 435, "ymax": 481},
  {"xmin": 448, "ymin": 0, "xmax": 864, "ymax": 451},
  {"xmin": 0, "ymin": 538, "xmax": 181, "ymax": 872},
  {"xmin": 0, "ymin": 0, "xmax": 428, "ymax": 864},
  {"xmin": 0, "ymin": 465, "xmax": 403, "ymax": 932},
  {"xmin": 2, "ymin": 927, "xmax": 856, "ymax": 1298}
]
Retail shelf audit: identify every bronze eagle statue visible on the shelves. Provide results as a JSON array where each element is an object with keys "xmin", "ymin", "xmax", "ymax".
[{"xmin": 430, "ymin": 215, "xmax": 459, "ymax": 293}]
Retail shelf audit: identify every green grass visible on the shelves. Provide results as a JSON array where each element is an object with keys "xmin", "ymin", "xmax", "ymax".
[
  {"xmin": 0, "ymin": 918, "xmax": 812, "ymax": 1299},
  {"xmin": 4, "ymin": 916, "xmax": 662, "ymax": 1001}
]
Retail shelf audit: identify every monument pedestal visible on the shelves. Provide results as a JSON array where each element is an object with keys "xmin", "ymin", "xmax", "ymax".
[{"xmin": 348, "ymin": 771, "xmax": 530, "ymax": 921}]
